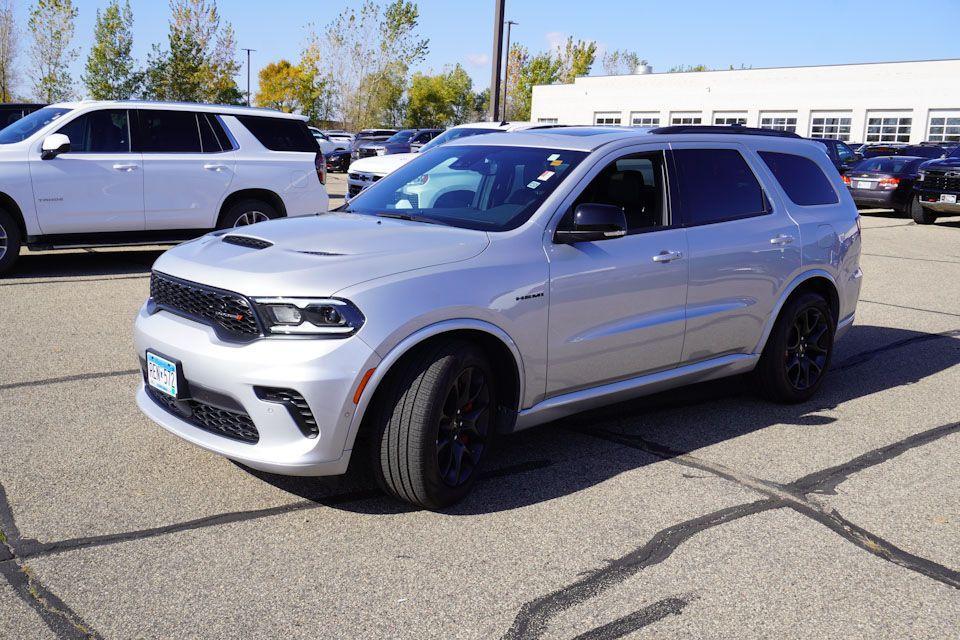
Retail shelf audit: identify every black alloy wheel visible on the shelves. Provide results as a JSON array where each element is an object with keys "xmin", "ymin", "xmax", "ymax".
[
  {"xmin": 784, "ymin": 306, "xmax": 830, "ymax": 391},
  {"xmin": 436, "ymin": 366, "xmax": 490, "ymax": 487}
]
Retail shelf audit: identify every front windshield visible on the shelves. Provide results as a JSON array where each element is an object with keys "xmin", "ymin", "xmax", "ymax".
[
  {"xmin": 343, "ymin": 144, "xmax": 586, "ymax": 232},
  {"xmin": 418, "ymin": 127, "xmax": 502, "ymax": 154},
  {"xmin": 0, "ymin": 107, "xmax": 71, "ymax": 144},
  {"xmin": 386, "ymin": 130, "xmax": 416, "ymax": 143}
]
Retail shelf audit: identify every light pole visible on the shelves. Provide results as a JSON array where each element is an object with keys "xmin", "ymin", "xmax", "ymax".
[
  {"xmin": 489, "ymin": 0, "xmax": 505, "ymax": 121},
  {"xmin": 242, "ymin": 48, "xmax": 256, "ymax": 106},
  {"xmin": 501, "ymin": 20, "xmax": 517, "ymax": 120}
]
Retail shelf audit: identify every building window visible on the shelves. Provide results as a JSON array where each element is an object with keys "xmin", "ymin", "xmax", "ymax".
[
  {"xmin": 927, "ymin": 112, "xmax": 960, "ymax": 143},
  {"xmin": 810, "ymin": 114, "xmax": 852, "ymax": 141},
  {"xmin": 630, "ymin": 112, "xmax": 660, "ymax": 127},
  {"xmin": 714, "ymin": 114, "xmax": 747, "ymax": 126},
  {"xmin": 671, "ymin": 113, "xmax": 702, "ymax": 125},
  {"xmin": 594, "ymin": 112, "xmax": 621, "ymax": 125},
  {"xmin": 759, "ymin": 114, "xmax": 797, "ymax": 132},
  {"xmin": 865, "ymin": 114, "xmax": 911, "ymax": 143},
  {"xmin": 537, "ymin": 118, "xmax": 558, "ymax": 124}
]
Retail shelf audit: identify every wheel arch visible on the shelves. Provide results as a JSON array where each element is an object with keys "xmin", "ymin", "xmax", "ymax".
[
  {"xmin": 216, "ymin": 188, "xmax": 287, "ymax": 227},
  {"xmin": 754, "ymin": 270, "xmax": 841, "ymax": 354},
  {"xmin": 0, "ymin": 191, "xmax": 26, "ymax": 237},
  {"xmin": 345, "ymin": 319, "xmax": 526, "ymax": 454}
]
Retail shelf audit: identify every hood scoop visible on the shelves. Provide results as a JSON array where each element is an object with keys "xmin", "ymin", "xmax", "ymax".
[{"xmin": 222, "ymin": 235, "xmax": 273, "ymax": 250}]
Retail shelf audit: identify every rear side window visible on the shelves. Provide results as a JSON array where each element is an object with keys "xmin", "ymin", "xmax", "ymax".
[
  {"xmin": 672, "ymin": 148, "xmax": 768, "ymax": 225},
  {"xmin": 136, "ymin": 110, "xmax": 201, "ymax": 153},
  {"xmin": 235, "ymin": 116, "xmax": 316, "ymax": 152},
  {"xmin": 758, "ymin": 151, "xmax": 839, "ymax": 206}
]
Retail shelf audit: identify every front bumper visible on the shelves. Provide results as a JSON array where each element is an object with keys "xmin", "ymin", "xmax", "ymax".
[
  {"xmin": 916, "ymin": 191, "xmax": 960, "ymax": 214},
  {"xmin": 134, "ymin": 303, "xmax": 381, "ymax": 476}
]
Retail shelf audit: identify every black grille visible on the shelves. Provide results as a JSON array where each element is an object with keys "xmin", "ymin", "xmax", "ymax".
[
  {"xmin": 348, "ymin": 184, "xmax": 363, "ymax": 197},
  {"xmin": 357, "ymin": 147, "xmax": 378, "ymax": 158},
  {"xmin": 150, "ymin": 272, "xmax": 260, "ymax": 339},
  {"xmin": 923, "ymin": 172, "xmax": 960, "ymax": 192},
  {"xmin": 255, "ymin": 387, "xmax": 319, "ymax": 438},
  {"xmin": 222, "ymin": 235, "xmax": 273, "ymax": 250},
  {"xmin": 147, "ymin": 386, "xmax": 259, "ymax": 443}
]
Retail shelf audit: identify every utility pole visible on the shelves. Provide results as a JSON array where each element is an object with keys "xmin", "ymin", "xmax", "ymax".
[
  {"xmin": 489, "ymin": 0, "xmax": 505, "ymax": 121},
  {"xmin": 242, "ymin": 48, "xmax": 256, "ymax": 106},
  {"xmin": 501, "ymin": 20, "xmax": 517, "ymax": 120}
]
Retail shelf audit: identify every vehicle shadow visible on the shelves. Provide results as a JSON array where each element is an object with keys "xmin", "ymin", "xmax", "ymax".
[
  {"xmin": 2, "ymin": 248, "xmax": 165, "ymax": 280},
  {"xmin": 244, "ymin": 324, "xmax": 960, "ymax": 514}
]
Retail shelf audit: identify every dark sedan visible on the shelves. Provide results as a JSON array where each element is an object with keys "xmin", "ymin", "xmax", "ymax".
[
  {"xmin": 843, "ymin": 156, "xmax": 926, "ymax": 214},
  {"xmin": 325, "ymin": 148, "xmax": 351, "ymax": 173}
]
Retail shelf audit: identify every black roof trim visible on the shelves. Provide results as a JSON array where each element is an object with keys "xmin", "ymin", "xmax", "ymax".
[{"xmin": 649, "ymin": 125, "xmax": 801, "ymax": 138}]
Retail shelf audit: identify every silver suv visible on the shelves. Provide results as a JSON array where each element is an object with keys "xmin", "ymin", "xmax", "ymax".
[{"xmin": 134, "ymin": 126, "xmax": 862, "ymax": 509}]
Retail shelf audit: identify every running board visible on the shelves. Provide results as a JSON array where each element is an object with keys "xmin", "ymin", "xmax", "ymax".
[
  {"xmin": 511, "ymin": 353, "xmax": 759, "ymax": 432},
  {"xmin": 26, "ymin": 230, "xmax": 205, "ymax": 251}
]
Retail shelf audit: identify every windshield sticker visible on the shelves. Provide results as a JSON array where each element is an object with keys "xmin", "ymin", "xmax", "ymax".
[
  {"xmin": 527, "ymin": 181, "xmax": 540, "ymax": 189},
  {"xmin": 537, "ymin": 171, "xmax": 554, "ymax": 181},
  {"xmin": 547, "ymin": 154, "xmax": 560, "ymax": 161},
  {"xmin": 550, "ymin": 159, "xmax": 563, "ymax": 166}
]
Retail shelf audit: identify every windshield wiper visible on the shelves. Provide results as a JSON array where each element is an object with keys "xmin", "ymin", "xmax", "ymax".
[{"xmin": 373, "ymin": 212, "xmax": 449, "ymax": 226}]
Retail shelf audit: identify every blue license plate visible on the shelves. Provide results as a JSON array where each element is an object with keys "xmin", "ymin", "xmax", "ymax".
[{"xmin": 146, "ymin": 351, "xmax": 179, "ymax": 398}]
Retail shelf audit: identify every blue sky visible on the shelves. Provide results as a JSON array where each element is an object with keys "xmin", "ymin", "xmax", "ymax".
[{"xmin": 32, "ymin": 0, "xmax": 960, "ymax": 98}]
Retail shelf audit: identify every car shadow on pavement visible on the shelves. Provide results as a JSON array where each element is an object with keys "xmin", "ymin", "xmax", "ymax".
[
  {"xmin": 2, "ymin": 248, "xmax": 164, "ymax": 280},
  {"xmin": 243, "ymin": 323, "xmax": 960, "ymax": 515}
]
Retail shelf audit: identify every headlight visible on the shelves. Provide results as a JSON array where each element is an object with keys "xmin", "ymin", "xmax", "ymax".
[
  {"xmin": 252, "ymin": 297, "xmax": 364, "ymax": 337},
  {"xmin": 917, "ymin": 171, "xmax": 925, "ymax": 182},
  {"xmin": 376, "ymin": 148, "xmax": 387, "ymax": 156}
]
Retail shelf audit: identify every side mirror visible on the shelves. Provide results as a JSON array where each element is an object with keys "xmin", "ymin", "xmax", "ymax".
[
  {"xmin": 41, "ymin": 133, "xmax": 71, "ymax": 160},
  {"xmin": 555, "ymin": 203, "xmax": 627, "ymax": 243}
]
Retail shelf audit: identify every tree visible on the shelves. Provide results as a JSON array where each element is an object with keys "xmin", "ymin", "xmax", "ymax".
[
  {"xmin": 0, "ymin": 0, "xmax": 18, "ymax": 102},
  {"xmin": 602, "ymin": 49, "xmax": 646, "ymax": 76},
  {"xmin": 668, "ymin": 64, "xmax": 709, "ymax": 73},
  {"xmin": 28, "ymin": 0, "xmax": 78, "ymax": 102},
  {"xmin": 307, "ymin": 0, "xmax": 428, "ymax": 129},
  {"xmin": 84, "ymin": 0, "xmax": 141, "ymax": 99},
  {"xmin": 502, "ymin": 43, "xmax": 528, "ymax": 120},
  {"xmin": 142, "ymin": 0, "xmax": 241, "ymax": 104},
  {"xmin": 557, "ymin": 36, "xmax": 596, "ymax": 83},
  {"xmin": 405, "ymin": 63, "xmax": 473, "ymax": 127},
  {"xmin": 254, "ymin": 57, "xmax": 334, "ymax": 124}
]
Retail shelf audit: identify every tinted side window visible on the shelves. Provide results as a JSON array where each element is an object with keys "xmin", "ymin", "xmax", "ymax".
[
  {"xmin": 571, "ymin": 151, "xmax": 668, "ymax": 233},
  {"xmin": 198, "ymin": 114, "xmax": 222, "ymax": 152},
  {"xmin": 758, "ymin": 151, "xmax": 839, "ymax": 206},
  {"xmin": 135, "ymin": 110, "xmax": 201, "ymax": 153},
  {"xmin": 209, "ymin": 115, "xmax": 234, "ymax": 150},
  {"xmin": 57, "ymin": 109, "xmax": 130, "ymax": 153},
  {"xmin": 672, "ymin": 148, "xmax": 768, "ymax": 225},
  {"xmin": 235, "ymin": 115, "xmax": 316, "ymax": 152}
]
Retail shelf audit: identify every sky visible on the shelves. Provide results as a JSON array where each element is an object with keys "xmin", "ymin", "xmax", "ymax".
[{"xmin": 15, "ymin": 0, "xmax": 960, "ymax": 100}]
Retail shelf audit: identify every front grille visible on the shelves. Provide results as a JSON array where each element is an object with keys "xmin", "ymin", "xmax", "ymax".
[
  {"xmin": 255, "ymin": 387, "xmax": 319, "ymax": 438},
  {"xmin": 146, "ymin": 386, "xmax": 259, "ymax": 443},
  {"xmin": 222, "ymin": 235, "xmax": 272, "ymax": 250},
  {"xmin": 923, "ymin": 172, "xmax": 960, "ymax": 192},
  {"xmin": 348, "ymin": 184, "xmax": 363, "ymax": 197},
  {"xmin": 150, "ymin": 272, "xmax": 261, "ymax": 340},
  {"xmin": 358, "ymin": 147, "xmax": 378, "ymax": 158}
]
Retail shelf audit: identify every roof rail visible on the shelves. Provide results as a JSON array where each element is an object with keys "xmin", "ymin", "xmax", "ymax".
[{"xmin": 649, "ymin": 125, "xmax": 801, "ymax": 138}]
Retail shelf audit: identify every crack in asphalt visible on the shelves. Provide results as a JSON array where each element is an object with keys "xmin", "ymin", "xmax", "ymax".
[
  {"xmin": 503, "ymin": 420, "xmax": 960, "ymax": 639},
  {"xmin": 861, "ymin": 252, "xmax": 960, "ymax": 265},
  {"xmin": 859, "ymin": 299, "xmax": 960, "ymax": 319},
  {"xmin": 0, "ymin": 369, "xmax": 141, "ymax": 392},
  {"xmin": 568, "ymin": 593, "xmax": 699, "ymax": 640},
  {"xmin": 832, "ymin": 328, "xmax": 960, "ymax": 371}
]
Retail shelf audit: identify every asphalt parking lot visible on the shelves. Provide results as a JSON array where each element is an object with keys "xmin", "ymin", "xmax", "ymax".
[{"xmin": 1, "ymin": 173, "xmax": 958, "ymax": 639}]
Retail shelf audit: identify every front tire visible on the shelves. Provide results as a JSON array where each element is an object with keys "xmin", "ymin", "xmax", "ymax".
[
  {"xmin": 371, "ymin": 340, "xmax": 497, "ymax": 510},
  {"xmin": 755, "ymin": 292, "xmax": 835, "ymax": 404},
  {"xmin": 0, "ymin": 209, "xmax": 22, "ymax": 275},
  {"xmin": 218, "ymin": 199, "xmax": 279, "ymax": 229},
  {"xmin": 911, "ymin": 198, "xmax": 937, "ymax": 225}
]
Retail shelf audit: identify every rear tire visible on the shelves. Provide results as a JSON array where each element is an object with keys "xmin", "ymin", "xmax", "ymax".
[
  {"xmin": 911, "ymin": 198, "xmax": 937, "ymax": 225},
  {"xmin": 218, "ymin": 199, "xmax": 279, "ymax": 229},
  {"xmin": 371, "ymin": 340, "xmax": 497, "ymax": 510},
  {"xmin": 0, "ymin": 209, "xmax": 22, "ymax": 275},
  {"xmin": 755, "ymin": 292, "xmax": 835, "ymax": 404}
]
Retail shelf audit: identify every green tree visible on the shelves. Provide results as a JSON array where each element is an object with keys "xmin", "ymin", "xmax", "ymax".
[
  {"xmin": 557, "ymin": 36, "xmax": 596, "ymax": 83},
  {"xmin": 513, "ymin": 51, "xmax": 561, "ymax": 120},
  {"xmin": 602, "ymin": 49, "xmax": 646, "ymax": 76},
  {"xmin": 668, "ymin": 64, "xmax": 710, "ymax": 72},
  {"xmin": 255, "ymin": 59, "xmax": 301, "ymax": 112},
  {"xmin": 143, "ymin": 0, "xmax": 241, "ymax": 103},
  {"xmin": 83, "ymin": 0, "xmax": 141, "ymax": 99},
  {"xmin": 28, "ymin": 0, "xmax": 78, "ymax": 102},
  {"xmin": 405, "ymin": 63, "xmax": 473, "ymax": 127},
  {"xmin": 0, "ymin": 0, "xmax": 19, "ymax": 102}
]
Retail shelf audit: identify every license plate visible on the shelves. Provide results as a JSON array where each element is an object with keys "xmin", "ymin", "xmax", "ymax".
[
  {"xmin": 940, "ymin": 194, "xmax": 958, "ymax": 204},
  {"xmin": 856, "ymin": 181, "xmax": 874, "ymax": 189},
  {"xmin": 146, "ymin": 351, "xmax": 180, "ymax": 399}
]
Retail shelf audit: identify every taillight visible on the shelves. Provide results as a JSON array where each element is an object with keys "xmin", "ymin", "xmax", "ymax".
[
  {"xmin": 315, "ymin": 152, "xmax": 326, "ymax": 185},
  {"xmin": 879, "ymin": 177, "xmax": 899, "ymax": 189},
  {"xmin": 842, "ymin": 175, "xmax": 851, "ymax": 185}
]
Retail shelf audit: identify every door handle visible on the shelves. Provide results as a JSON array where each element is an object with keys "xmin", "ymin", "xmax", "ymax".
[
  {"xmin": 112, "ymin": 163, "xmax": 138, "ymax": 172},
  {"xmin": 770, "ymin": 234, "xmax": 795, "ymax": 245},
  {"xmin": 204, "ymin": 164, "xmax": 228, "ymax": 172},
  {"xmin": 652, "ymin": 250, "xmax": 683, "ymax": 263}
]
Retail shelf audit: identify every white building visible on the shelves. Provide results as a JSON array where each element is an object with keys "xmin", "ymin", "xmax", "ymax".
[{"xmin": 530, "ymin": 59, "xmax": 960, "ymax": 145}]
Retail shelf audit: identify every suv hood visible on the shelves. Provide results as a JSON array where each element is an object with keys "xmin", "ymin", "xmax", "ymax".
[
  {"xmin": 349, "ymin": 152, "xmax": 417, "ymax": 176},
  {"xmin": 923, "ymin": 157, "xmax": 960, "ymax": 171},
  {"xmin": 152, "ymin": 213, "xmax": 489, "ymax": 298}
]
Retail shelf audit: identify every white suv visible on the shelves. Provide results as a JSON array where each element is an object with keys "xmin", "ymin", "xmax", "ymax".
[{"xmin": 0, "ymin": 101, "xmax": 329, "ymax": 274}]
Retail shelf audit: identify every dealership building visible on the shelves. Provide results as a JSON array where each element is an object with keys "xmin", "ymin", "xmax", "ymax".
[{"xmin": 530, "ymin": 59, "xmax": 960, "ymax": 145}]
